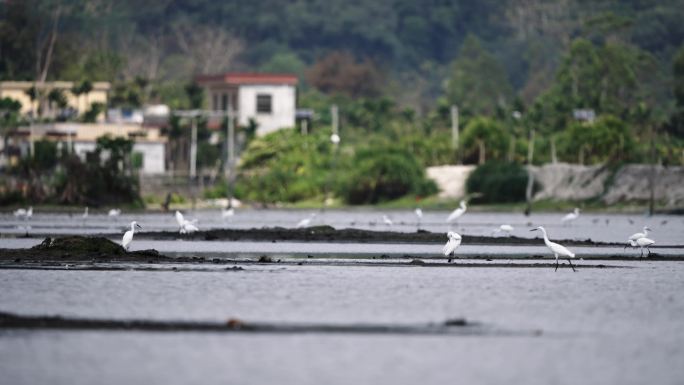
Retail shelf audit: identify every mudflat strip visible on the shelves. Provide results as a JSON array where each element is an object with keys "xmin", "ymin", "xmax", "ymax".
[{"xmin": 0, "ymin": 311, "xmax": 541, "ymax": 337}]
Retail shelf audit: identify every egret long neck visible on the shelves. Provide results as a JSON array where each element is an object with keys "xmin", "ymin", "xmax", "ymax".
[
  {"xmin": 539, "ymin": 228, "xmax": 551, "ymax": 245},
  {"xmin": 131, "ymin": 223, "xmax": 136, "ymax": 233},
  {"xmin": 643, "ymin": 227, "xmax": 649, "ymax": 236}
]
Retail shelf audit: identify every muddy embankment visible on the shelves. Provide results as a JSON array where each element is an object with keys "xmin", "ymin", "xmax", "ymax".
[
  {"xmin": 0, "ymin": 235, "xmax": 673, "ymax": 268},
  {"xmin": 0, "ymin": 311, "xmax": 542, "ymax": 336},
  {"xmin": 141, "ymin": 225, "xmax": 622, "ymax": 246}
]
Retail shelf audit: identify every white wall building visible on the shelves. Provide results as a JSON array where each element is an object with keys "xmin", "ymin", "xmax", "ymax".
[
  {"xmin": 196, "ymin": 73, "xmax": 298, "ymax": 136},
  {"xmin": 12, "ymin": 123, "xmax": 166, "ymax": 175}
]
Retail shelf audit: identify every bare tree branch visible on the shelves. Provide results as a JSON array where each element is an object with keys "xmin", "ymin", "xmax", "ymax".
[{"xmin": 173, "ymin": 23, "xmax": 244, "ymax": 74}]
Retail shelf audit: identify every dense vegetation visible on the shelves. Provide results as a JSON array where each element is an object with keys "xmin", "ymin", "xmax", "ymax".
[{"xmin": 1, "ymin": 0, "xmax": 684, "ymax": 204}]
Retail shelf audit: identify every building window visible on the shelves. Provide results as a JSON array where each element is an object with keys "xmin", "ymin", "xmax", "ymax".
[
  {"xmin": 256, "ymin": 94, "xmax": 272, "ymax": 114},
  {"xmin": 221, "ymin": 94, "xmax": 229, "ymax": 111}
]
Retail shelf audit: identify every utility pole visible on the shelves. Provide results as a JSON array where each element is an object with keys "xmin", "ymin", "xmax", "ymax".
[
  {"xmin": 649, "ymin": 124, "xmax": 656, "ymax": 216},
  {"xmin": 227, "ymin": 107, "xmax": 235, "ymax": 170},
  {"xmin": 525, "ymin": 128, "xmax": 535, "ymax": 216},
  {"xmin": 301, "ymin": 118, "xmax": 308, "ymax": 136},
  {"xmin": 451, "ymin": 105, "xmax": 459, "ymax": 162},
  {"xmin": 331, "ymin": 104, "xmax": 339, "ymax": 136},
  {"xmin": 174, "ymin": 110, "xmax": 201, "ymax": 180},
  {"xmin": 190, "ymin": 116, "xmax": 197, "ymax": 179}
]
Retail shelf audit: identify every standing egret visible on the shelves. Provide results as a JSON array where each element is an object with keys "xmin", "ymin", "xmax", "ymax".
[
  {"xmin": 382, "ymin": 215, "xmax": 393, "ymax": 227},
  {"xmin": 492, "ymin": 224, "xmax": 514, "ymax": 236},
  {"xmin": 296, "ymin": 213, "xmax": 316, "ymax": 228},
  {"xmin": 530, "ymin": 226, "xmax": 576, "ymax": 272},
  {"xmin": 14, "ymin": 206, "xmax": 32, "ymax": 219},
  {"xmin": 415, "ymin": 208, "xmax": 423, "ymax": 229},
  {"xmin": 122, "ymin": 221, "xmax": 142, "ymax": 251},
  {"xmin": 561, "ymin": 208, "xmax": 580, "ymax": 225},
  {"xmin": 180, "ymin": 220, "xmax": 199, "ymax": 234},
  {"xmin": 176, "ymin": 211, "xmax": 199, "ymax": 234},
  {"xmin": 222, "ymin": 207, "xmax": 235, "ymax": 219},
  {"xmin": 82, "ymin": 207, "xmax": 89, "ymax": 219},
  {"xmin": 625, "ymin": 226, "xmax": 651, "ymax": 249},
  {"xmin": 443, "ymin": 231, "xmax": 462, "ymax": 263},
  {"xmin": 108, "ymin": 208, "xmax": 121, "ymax": 217},
  {"xmin": 630, "ymin": 237, "xmax": 655, "ymax": 258},
  {"xmin": 175, "ymin": 210, "xmax": 185, "ymax": 231},
  {"xmin": 446, "ymin": 200, "xmax": 467, "ymax": 223}
]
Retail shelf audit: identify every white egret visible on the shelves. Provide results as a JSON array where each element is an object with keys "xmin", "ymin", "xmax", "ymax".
[
  {"xmin": 415, "ymin": 208, "xmax": 423, "ymax": 229},
  {"xmin": 122, "ymin": 221, "xmax": 142, "ymax": 251},
  {"xmin": 108, "ymin": 208, "xmax": 121, "ymax": 217},
  {"xmin": 180, "ymin": 220, "xmax": 199, "ymax": 234},
  {"xmin": 530, "ymin": 226, "xmax": 576, "ymax": 272},
  {"xmin": 382, "ymin": 215, "xmax": 393, "ymax": 227},
  {"xmin": 175, "ymin": 210, "xmax": 185, "ymax": 230},
  {"xmin": 221, "ymin": 207, "xmax": 235, "ymax": 219},
  {"xmin": 296, "ymin": 213, "xmax": 317, "ymax": 228},
  {"xmin": 625, "ymin": 226, "xmax": 651, "ymax": 249},
  {"xmin": 443, "ymin": 231, "xmax": 462, "ymax": 262},
  {"xmin": 629, "ymin": 237, "xmax": 655, "ymax": 258},
  {"xmin": 561, "ymin": 208, "xmax": 580, "ymax": 225},
  {"xmin": 446, "ymin": 200, "xmax": 467, "ymax": 223},
  {"xmin": 492, "ymin": 224, "xmax": 514, "ymax": 236},
  {"xmin": 82, "ymin": 207, "xmax": 89, "ymax": 219},
  {"xmin": 176, "ymin": 211, "xmax": 199, "ymax": 234},
  {"xmin": 14, "ymin": 206, "xmax": 32, "ymax": 219}
]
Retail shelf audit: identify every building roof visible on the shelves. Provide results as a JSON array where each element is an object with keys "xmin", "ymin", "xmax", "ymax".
[
  {"xmin": 195, "ymin": 73, "xmax": 298, "ymax": 86},
  {"xmin": 0, "ymin": 81, "xmax": 110, "ymax": 91}
]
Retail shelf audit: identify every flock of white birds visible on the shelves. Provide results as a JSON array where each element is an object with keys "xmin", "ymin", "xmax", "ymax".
[{"xmin": 10, "ymin": 202, "xmax": 660, "ymax": 268}]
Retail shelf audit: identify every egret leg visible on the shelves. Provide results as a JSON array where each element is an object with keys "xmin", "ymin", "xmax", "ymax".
[
  {"xmin": 647, "ymin": 247, "xmax": 652, "ymax": 257},
  {"xmin": 567, "ymin": 258, "xmax": 576, "ymax": 272},
  {"xmin": 639, "ymin": 247, "xmax": 644, "ymax": 259},
  {"xmin": 554, "ymin": 254, "xmax": 559, "ymax": 272}
]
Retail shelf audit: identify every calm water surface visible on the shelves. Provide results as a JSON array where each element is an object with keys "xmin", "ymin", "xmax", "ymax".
[{"xmin": 1, "ymin": 262, "xmax": 684, "ymax": 384}]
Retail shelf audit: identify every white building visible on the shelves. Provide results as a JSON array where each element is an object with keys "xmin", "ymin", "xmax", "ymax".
[
  {"xmin": 11, "ymin": 123, "xmax": 166, "ymax": 175},
  {"xmin": 196, "ymin": 73, "xmax": 298, "ymax": 136}
]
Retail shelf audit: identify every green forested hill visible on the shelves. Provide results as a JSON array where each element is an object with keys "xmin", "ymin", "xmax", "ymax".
[{"xmin": 2, "ymin": 0, "xmax": 683, "ymax": 95}]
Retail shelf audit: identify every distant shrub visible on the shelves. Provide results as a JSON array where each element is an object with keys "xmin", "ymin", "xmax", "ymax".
[
  {"xmin": 338, "ymin": 146, "xmax": 437, "ymax": 204},
  {"xmin": 466, "ymin": 162, "xmax": 530, "ymax": 203}
]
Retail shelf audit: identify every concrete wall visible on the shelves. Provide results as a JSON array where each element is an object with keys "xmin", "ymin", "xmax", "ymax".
[
  {"xmin": 73, "ymin": 141, "xmax": 166, "ymax": 175},
  {"xmin": 427, "ymin": 162, "xmax": 684, "ymax": 207},
  {"xmin": 426, "ymin": 165, "xmax": 476, "ymax": 199},
  {"xmin": 529, "ymin": 163, "xmax": 610, "ymax": 201},
  {"xmin": 238, "ymin": 84, "xmax": 296, "ymax": 136}
]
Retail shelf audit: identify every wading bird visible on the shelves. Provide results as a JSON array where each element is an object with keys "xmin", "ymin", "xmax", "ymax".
[
  {"xmin": 82, "ymin": 207, "xmax": 89, "ymax": 219},
  {"xmin": 561, "ymin": 208, "xmax": 580, "ymax": 225},
  {"xmin": 221, "ymin": 207, "xmax": 235, "ymax": 219},
  {"xmin": 14, "ymin": 206, "xmax": 32, "ymax": 219},
  {"xmin": 446, "ymin": 200, "xmax": 467, "ymax": 223},
  {"xmin": 175, "ymin": 211, "xmax": 198, "ymax": 234},
  {"xmin": 122, "ymin": 221, "xmax": 142, "ymax": 251},
  {"xmin": 625, "ymin": 226, "xmax": 651, "ymax": 249},
  {"xmin": 629, "ymin": 237, "xmax": 655, "ymax": 258},
  {"xmin": 415, "ymin": 208, "xmax": 423, "ymax": 229},
  {"xmin": 492, "ymin": 224, "xmax": 514, "ymax": 236},
  {"xmin": 180, "ymin": 220, "xmax": 199, "ymax": 234},
  {"xmin": 296, "ymin": 213, "xmax": 316, "ymax": 228},
  {"xmin": 382, "ymin": 215, "xmax": 393, "ymax": 227},
  {"xmin": 530, "ymin": 226, "xmax": 576, "ymax": 272},
  {"xmin": 108, "ymin": 208, "xmax": 121, "ymax": 217},
  {"xmin": 443, "ymin": 231, "xmax": 462, "ymax": 263}
]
